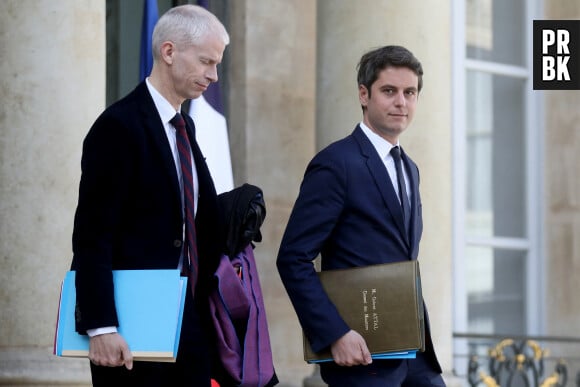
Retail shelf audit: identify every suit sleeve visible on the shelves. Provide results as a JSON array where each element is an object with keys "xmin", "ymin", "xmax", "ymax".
[
  {"xmin": 71, "ymin": 113, "xmax": 135, "ymax": 332},
  {"xmin": 276, "ymin": 150, "xmax": 351, "ymax": 353}
]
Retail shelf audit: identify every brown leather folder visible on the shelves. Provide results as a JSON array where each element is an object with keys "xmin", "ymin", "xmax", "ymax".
[{"xmin": 303, "ymin": 260, "xmax": 425, "ymax": 363}]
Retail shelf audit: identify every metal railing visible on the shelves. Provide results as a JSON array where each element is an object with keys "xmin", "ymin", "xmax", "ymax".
[{"xmin": 453, "ymin": 333, "xmax": 580, "ymax": 387}]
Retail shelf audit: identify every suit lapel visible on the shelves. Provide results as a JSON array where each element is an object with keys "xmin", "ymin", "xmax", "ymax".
[
  {"xmin": 135, "ymin": 83, "xmax": 182, "ymax": 204},
  {"xmin": 183, "ymin": 113, "xmax": 217, "ymax": 203},
  {"xmin": 352, "ymin": 127, "xmax": 410, "ymax": 247}
]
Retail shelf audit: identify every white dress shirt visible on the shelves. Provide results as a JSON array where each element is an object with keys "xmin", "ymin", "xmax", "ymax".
[{"xmin": 359, "ymin": 122, "xmax": 411, "ymax": 205}]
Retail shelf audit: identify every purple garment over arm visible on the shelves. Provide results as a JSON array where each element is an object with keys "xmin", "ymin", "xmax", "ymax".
[{"xmin": 209, "ymin": 244, "xmax": 275, "ymax": 387}]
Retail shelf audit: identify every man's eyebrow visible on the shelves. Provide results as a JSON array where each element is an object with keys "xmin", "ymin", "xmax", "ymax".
[
  {"xmin": 377, "ymin": 84, "xmax": 417, "ymax": 91},
  {"xmin": 199, "ymin": 53, "xmax": 222, "ymax": 64}
]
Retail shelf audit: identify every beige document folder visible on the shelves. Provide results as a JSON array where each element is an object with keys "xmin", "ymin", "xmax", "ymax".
[{"xmin": 303, "ymin": 260, "xmax": 425, "ymax": 363}]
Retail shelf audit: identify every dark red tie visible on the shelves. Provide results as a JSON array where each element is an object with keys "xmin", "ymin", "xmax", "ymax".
[{"xmin": 171, "ymin": 113, "xmax": 199, "ymax": 296}]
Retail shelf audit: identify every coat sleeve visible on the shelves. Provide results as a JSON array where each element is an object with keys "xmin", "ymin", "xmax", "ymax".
[
  {"xmin": 276, "ymin": 149, "xmax": 351, "ymax": 353},
  {"xmin": 72, "ymin": 112, "xmax": 135, "ymax": 332}
]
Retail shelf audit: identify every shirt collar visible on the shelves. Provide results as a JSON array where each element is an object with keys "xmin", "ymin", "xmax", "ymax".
[
  {"xmin": 145, "ymin": 78, "xmax": 180, "ymax": 125},
  {"xmin": 359, "ymin": 121, "xmax": 399, "ymax": 160}
]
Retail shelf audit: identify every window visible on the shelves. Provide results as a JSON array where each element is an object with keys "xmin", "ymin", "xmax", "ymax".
[{"xmin": 452, "ymin": 0, "xmax": 543, "ymax": 377}]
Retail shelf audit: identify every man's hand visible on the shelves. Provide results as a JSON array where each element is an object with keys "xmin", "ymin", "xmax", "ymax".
[
  {"xmin": 89, "ymin": 332, "xmax": 133, "ymax": 370},
  {"xmin": 330, "ymin": 329, "xmax": 372, "ymax": 366}
]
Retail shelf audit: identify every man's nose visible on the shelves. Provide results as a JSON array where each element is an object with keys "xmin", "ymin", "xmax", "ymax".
[
  {"xmin": 207, "ymin": 65, "xmax": 219, "ymax": 83},
  {"xmin": 394, "ymin": 91, "xmax": 406, "ymax": 106}
]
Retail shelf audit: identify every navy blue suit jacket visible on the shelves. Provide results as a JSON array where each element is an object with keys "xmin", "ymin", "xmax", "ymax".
[
  {"xmin": 71, "ymin": 82, "xmax": 221, "ymax": 335},
  {"xmin": 277, "ymin": 125, "xmax": 441, "ymax": 373}
]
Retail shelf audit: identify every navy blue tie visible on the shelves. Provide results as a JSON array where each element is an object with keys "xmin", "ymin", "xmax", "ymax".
[
  {"xmin": 391, "ymin": 146, "xmax": 411, "ymax": 235},
  {"xmin": 171, "ymin": 113, "xmax": 199, "ymax": 296}
]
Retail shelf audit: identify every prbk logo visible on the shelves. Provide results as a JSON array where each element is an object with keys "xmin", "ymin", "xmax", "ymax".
[{"xmin": 533, "ymin": 20, "xmax": 580, "ymax": 90}]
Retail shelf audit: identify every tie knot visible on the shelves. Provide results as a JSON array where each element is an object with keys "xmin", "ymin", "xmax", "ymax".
[
  {"xmin": 170, "ymin": 113, "xmax": 186, "ymax": 130},
  {"xmin": 390, "ymin": 146, "xmax": 401, "ymax": 161}
]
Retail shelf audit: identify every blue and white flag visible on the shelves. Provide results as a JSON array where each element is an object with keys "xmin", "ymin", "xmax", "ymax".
[
  {"xmin": 139, "ymin": 0, "xmax": 158, "ymax": 81},
  {"xmin": 189, "ymin": 0, "xmax": 234, "ymax": 194}
]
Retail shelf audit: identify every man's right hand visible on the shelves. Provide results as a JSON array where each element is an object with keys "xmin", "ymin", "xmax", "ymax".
[
  {"xmin": 88, "ymin": 332, "xmax": 133, "ymax": 370},
  {"xmin": 330, "ymin": 329, "xmax": 372, "ymax": 366}
]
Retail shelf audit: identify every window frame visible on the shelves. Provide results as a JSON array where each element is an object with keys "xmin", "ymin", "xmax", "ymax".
[{"xmin": 451, "ymin": 0, "xmax": 545, "ymax": 375}]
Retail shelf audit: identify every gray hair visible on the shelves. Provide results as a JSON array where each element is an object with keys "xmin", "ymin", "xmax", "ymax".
[{"xmin": 152, "ymin": 4, "xmax": 230, "ymax": 61}]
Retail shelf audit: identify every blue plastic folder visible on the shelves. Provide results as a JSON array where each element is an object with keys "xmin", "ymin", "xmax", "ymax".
[
  {"xmin": 306, "ymin": 350, "xmax": 417, "ymax": 364},
  {"xmin": 54, "ymin": 270, "xmax": 187, "ymax": 362}
]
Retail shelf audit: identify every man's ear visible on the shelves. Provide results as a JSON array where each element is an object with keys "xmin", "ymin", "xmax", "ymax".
[
  {"xmin": 358, "ymin": 84, "xmax": 369, "ymax": 108},
  {"xmin": 159, "ymin": 41, "xmax": 176, "ymax": 65}
]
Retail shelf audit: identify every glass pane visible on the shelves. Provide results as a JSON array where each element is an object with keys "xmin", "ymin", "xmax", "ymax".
[
  {"xmin": 466, "ymin": 0, "xmax": 526, "ymax": 66},
  {"xmin": 466, "ymin": 246, "xmax": 526, "ymax": 335},
  {"xmin": 465, "ymin": 70, "xmax": 527, "ymax": 238}
]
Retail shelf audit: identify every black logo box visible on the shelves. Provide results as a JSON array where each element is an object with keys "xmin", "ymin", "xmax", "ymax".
[{"xmin": 533, "ymin": 20, "xmax": 580, "ymax": 90}]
